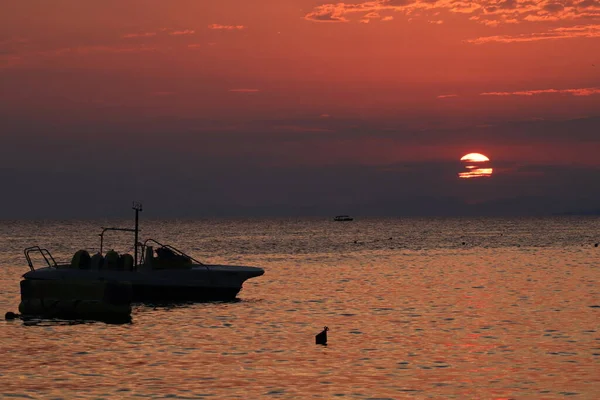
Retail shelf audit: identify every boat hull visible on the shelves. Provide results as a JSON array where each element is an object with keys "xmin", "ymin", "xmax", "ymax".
[
  {"xmin": 19, "ymin": 279, "xmax": 132, "ymax": 323},
  {"xmin": 22, "ymin": 264, "xmax": 263, "ymax": 303},
  {"xmin": 131, "ymin": 284, "xmax": 240, "ymax": 302}
]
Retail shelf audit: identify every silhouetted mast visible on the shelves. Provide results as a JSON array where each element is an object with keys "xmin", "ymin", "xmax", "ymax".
[{"xmin": 132, "ymin": 201, "xmax": 143, "ymax": 266}]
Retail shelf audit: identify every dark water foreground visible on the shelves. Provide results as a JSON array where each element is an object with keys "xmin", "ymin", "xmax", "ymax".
[{"xmin": 1, "ymin": 217, "xmax": 599, "ymax": 399}]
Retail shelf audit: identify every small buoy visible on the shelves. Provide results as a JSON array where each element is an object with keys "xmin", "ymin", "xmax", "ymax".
[
  {"xmin": 5, "ymin": 311, "xmax": 19, "ymax": 320},
  {"xmin": 316, "ymin": 326, "xmax": 329, "ymax": 345}
]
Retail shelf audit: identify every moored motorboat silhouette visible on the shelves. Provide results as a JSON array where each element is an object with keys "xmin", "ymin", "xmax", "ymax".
[{"xmin": 21, "ymin": 203, "xmax": 265, "ymax": 314}]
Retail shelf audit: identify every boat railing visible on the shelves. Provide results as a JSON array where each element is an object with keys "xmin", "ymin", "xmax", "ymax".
[
  {"xmin": 141, "ymin": 238, "xmax": 207, "ymax": 267},
  {"xmin": 24, "ymin": 246, "xmax": 58, "ymax": 271}
]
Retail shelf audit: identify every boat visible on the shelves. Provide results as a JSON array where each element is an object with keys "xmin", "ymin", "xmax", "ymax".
[
  {"xmin": 18, "ymin": 279, "xmax": 132, "ymax": 323},
  {"xmin": 21, "ymin": 202, "xmax": 265, "ymax": 305},
  {"xmin": 333, "ymin": 215, "xmax": 354, "ymax": 221}
]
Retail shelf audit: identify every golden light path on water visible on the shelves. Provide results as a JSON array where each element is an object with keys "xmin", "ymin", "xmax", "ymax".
[{"xmin": 459, "ymin": 167, "xmax": 494, "ymax": 179}]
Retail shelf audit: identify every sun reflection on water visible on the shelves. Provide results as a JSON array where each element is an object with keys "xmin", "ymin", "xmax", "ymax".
[{"xmin": 459, "ymin": 167, "xmax": 494, "ymax": 179}]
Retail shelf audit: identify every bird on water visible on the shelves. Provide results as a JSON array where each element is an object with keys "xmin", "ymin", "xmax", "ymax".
[
  {"xmin": 5, "ymin": 311, "xmax": 20, "ymax": 320},
  {"xmin": 316, "ymin": 326, "xmax": 329, "ymax": 345}
]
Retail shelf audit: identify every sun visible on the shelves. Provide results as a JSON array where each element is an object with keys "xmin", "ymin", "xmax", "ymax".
[
  {"xmin": 458, "ymin": 152, "xmax": 493, "ymax": 179},
  {"xmin": 460, "ymin": 153, "xmax": 490, "ymax": 162}
]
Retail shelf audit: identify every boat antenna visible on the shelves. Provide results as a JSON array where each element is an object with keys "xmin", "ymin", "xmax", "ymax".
[{"xmin": 132, "ymin": 201, "xmax": 143, "ymax": 266}]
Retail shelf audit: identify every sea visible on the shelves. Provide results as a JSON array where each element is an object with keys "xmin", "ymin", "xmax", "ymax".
[{"xmin": 0, "ymin": 217, "xmax": 598, "ymax": 399}]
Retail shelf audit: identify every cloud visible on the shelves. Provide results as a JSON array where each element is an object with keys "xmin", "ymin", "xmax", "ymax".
[
  {"xmin": 122, "ymin": 32, "xmax": 157, "ymax": 39},
  {"xmin": 437, "ymin": 94, "xmax": 458, "ymax": 98},
  {"xmin": 481, "ymin": 87, "xmax": 600, "ymax": 96},
  {"xmin": 304, "ymin": 4, "xmax": 354, "ymax": 22},
  {"xmin": 303, "ymin": 2, "xmax": 379, "ymax": 23},
  {"xmin": 468, "ymin": 24, "xmax": 600, "ymax": 44},
  {"xmin": 169, "ymin": 30, "xmax": 195, "ymax": 36},
  {"xmin": 228, "ymin": 88, "xmax": 260, "ymax": 92},
  {"xmin": 304, "ymin": 0, "xmax": 600, "ymax": 27},
  {"xmin": 122, "ymin": 29, "xmax": 196, "ymax": 39},
  {"xmin": 364, "ymin": 11, "xmax": 382, "ymax": 18},
  {"xmin": 208, "ymin": 24, "xmax": 246, "ymax": 30},
  {"xmin": 38, "ymin": 45, "xmax": 157, "ymax": 56}
]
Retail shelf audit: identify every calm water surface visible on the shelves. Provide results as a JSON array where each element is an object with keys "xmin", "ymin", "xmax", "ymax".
[{"xmin": 0, "ymin": 217, "xmax": 599, "ymax": 399}]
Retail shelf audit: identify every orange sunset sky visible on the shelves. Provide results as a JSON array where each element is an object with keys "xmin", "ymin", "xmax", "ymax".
[{"xmin": 1, "ymin": 0, "xmax": 599, "ymax": 217}]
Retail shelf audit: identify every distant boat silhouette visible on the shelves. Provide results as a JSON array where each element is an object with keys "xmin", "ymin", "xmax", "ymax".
[
  {"xmin": 316, "ymin": 326, "xmax": 329, "ymax": 345},
  {"xmin": 333, "ymin": 215, "xmax": 353, "ymax": 222}
]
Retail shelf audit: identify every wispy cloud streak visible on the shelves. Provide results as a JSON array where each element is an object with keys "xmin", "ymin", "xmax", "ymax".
[
  {"xmin": 123, "ymin": 32, "xmax": 157, "ymax": 39},
  {"xmin": 122, "ymin": 29, "xmax": 196, "ymax": 39},
  {"xmin": 468, "ymin": 24, "xmax": 600, "ymax": 44},
  {"xmin": 437, "ymin": 94, "xmax": 458, "ymax": 99},
  {"xmin": 304, "ymin": 0, "xmax": 600, "ymax": 27},
  {"xmin": 38, "ymin": 45, "xmax": 157, "ymax": 56},
  {"xmin": 481, "ymin": 87, "xmax": 600, "ymax": 96},
  {"xmin": 208, "ymin": 24, "xmax": 246, "ymax": 30},
  {"xmin": 170, "ymin": 30, "xmax": 195, "ymax": 36}
]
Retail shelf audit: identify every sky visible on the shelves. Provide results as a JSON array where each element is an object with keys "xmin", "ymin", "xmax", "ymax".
[{"xmin": 1, "ymin": 0, "xmax": 599, "ymax": 218}]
